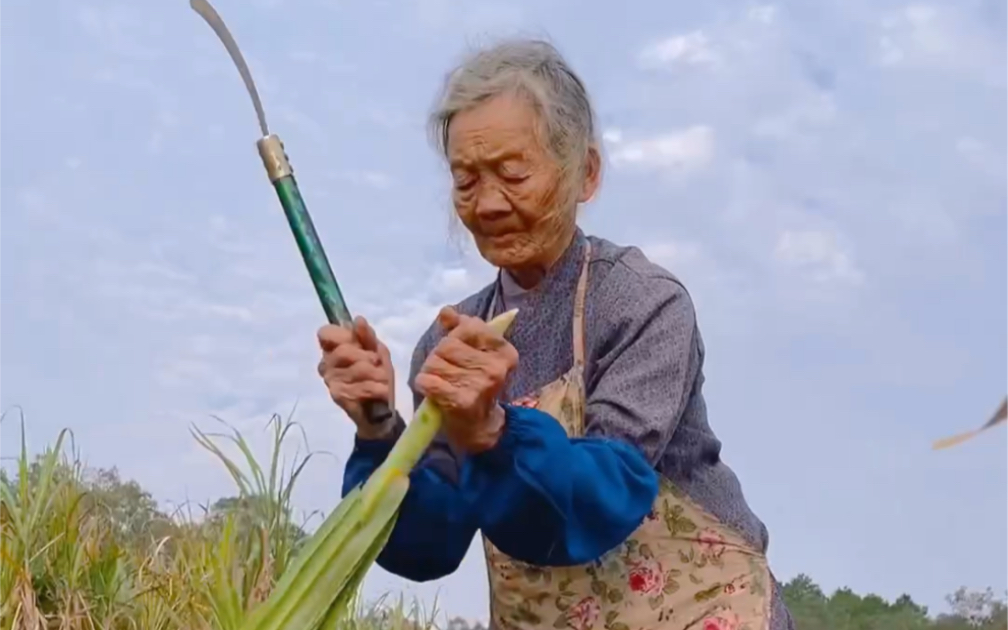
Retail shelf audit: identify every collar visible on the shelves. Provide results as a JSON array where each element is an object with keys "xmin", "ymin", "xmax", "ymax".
[{"xmin": 484, "ymin": 228, "xmax": 588, "ymax": 317}]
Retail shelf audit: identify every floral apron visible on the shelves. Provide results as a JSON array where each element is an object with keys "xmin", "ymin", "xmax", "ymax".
[{"xmin": 482, "ymin": 242, "xmax": 772, "ymax": 630}]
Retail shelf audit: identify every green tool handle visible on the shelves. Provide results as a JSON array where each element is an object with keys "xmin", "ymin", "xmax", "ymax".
[{"xmin": 259, "ymin": 135, "xmax": 394, "ymax": 426}]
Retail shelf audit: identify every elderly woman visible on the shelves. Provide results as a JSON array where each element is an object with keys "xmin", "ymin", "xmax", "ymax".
[{"xmin": 317, "ymin": 40, "xmax": 794, "ymax": 630}]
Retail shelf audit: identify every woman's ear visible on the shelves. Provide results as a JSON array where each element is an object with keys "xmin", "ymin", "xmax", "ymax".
[{"xmin": 577, "ymin": 144, "xmax": 602, "ymax": 204}]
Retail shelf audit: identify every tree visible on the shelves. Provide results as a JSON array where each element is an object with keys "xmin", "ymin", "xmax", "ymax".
[
  {"xmin": 207, "ymin": 494, "xmax": 308, "ymax": 548},
  {"xmin": 780, "ymin": 576, "xmax": 1007, "ymax": 630},
  {"xmin": 83, "ymin": 466, "xmax": 175, "ymax": 545},
  {"xmin": 2, "ymin": 456, "xmax": 176, "ymax": 546},
  {"xmin": 937, "ymin": 587, "xmax": 1008, "ymax": 630}
]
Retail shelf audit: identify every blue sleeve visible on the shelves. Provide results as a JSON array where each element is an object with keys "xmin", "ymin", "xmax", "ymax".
[
  {"xmin": 342, "ymin": 429, "xmax": 478, "ymax": 582},
  {"xmin": 459, "ymin": 404, "xmax": 658, "ymax": 566}
]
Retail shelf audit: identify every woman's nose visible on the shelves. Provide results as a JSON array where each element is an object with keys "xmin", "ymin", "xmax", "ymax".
[{"xmin": 475, "ymin": 186, "xmax": 512, "ymax": 220}]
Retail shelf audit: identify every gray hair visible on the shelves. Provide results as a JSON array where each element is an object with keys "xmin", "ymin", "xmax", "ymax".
[{"xmin": 429, "ymin": 38, "xmax": 600, "ymax": 191}]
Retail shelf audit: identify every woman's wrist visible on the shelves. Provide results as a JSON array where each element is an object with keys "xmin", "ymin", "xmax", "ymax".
[{"xmin": 467, "ymin": 404, "xmax": 507, "ymax": 454}]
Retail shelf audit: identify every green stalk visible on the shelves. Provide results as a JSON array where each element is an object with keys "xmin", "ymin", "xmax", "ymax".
[
  {"xmin": 314, "ymin": 518, "xmax": 397, "ymax": 630},
  {"xmin": 243, "ymin": 308, "xmax": 518, "ymax": 630},
  {"xmin": 244, "ymin": 478, "xmax": 408, "ymax": 630}
]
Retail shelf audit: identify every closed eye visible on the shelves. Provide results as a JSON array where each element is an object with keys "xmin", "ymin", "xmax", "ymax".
[
  {"xmin": 452, "ymin": 171, "xmax": 477, "ymax": 191},
  {"xmin": 498, "ymin": 163, "xmax": 530, "ymax": 184}
]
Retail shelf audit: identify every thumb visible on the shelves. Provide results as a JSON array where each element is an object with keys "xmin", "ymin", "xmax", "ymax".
[{"xmin": 437, "ymin": 306, "xmax": 462, "ymax": 332}]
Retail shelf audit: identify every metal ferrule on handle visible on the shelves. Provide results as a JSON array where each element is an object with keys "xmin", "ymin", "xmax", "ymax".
[{"xmin": 256, "ymin": 135, "xmax": 394, "ymax": 425}]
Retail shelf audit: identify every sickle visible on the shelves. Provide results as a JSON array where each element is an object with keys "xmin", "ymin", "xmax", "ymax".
[
  {"xmin": 189, "ymin": 0, "xmax": 395, "ymax": 425},
  {"xmin": 933, "ymin": 396, "xmax": 1007, "ymax": 450}
]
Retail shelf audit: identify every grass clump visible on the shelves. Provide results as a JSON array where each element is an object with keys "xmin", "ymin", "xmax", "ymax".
[{"xmin": 0, "ymin": 409, "xmax": 439, "ymax": 630}]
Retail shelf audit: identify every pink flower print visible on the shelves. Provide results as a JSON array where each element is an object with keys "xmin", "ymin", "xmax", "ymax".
[
  {"xmin": 723, "ymin": 583, "xmax": 737, "ymax": 595},
  {"xmin": 697, "ymin": 528, "xmax": 726, "ymax": 560},
  {"xmin": 566, "ymin": 596, "xmax": 600, "ymax": 630},
  {"xmin": 627, "ymin": 561, "xmax": 664, "ymax": 595},
  {"xmin": 510, "ymin": 393, "xmax": 539, "ymax": 409},
  {"xmin": 701, "ymin": 609, "xmax": 740, "ymax": 630}
]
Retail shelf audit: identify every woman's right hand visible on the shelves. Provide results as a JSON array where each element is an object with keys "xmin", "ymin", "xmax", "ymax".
[{"xmin": 317, "ymin": 316, "xmax": 395, "ymax": 438}]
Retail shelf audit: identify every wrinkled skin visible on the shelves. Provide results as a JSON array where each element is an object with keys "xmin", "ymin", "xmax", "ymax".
[
  {"xmin": 317, "ymin": 316, "xmax": 395, "ymax": 439},
  {"xmin": 319, "ymin": 93, "xmax": 601, "ymax": 452},
  {"xmin": 447, "ymin": 93, "xmax": 600, "ymax": 288}
]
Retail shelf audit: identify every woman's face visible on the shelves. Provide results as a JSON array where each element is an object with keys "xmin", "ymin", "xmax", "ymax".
[{"xmin": 446, "ymin": 94, "xmax": 598, "ymax": 275}]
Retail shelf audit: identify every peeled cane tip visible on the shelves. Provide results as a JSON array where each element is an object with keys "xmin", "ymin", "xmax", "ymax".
[{"xmin": 488, "ymin": 308, "xmax": 519, "ymax": 335}]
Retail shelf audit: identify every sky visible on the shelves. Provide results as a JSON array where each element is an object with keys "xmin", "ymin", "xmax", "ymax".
[{"xmin": 1, "ymin": 0, "xmax": 1006, "ymax": 622}]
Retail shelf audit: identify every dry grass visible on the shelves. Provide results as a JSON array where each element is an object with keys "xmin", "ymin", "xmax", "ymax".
[{"xmin": 0, "ymin": 410, "xmax": 438, "ymax": 630}]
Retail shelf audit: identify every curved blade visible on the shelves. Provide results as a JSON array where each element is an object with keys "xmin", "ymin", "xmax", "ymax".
[
  {"xmin": 190, "ymin": 0, "xmax": 269, "ymax": 136},
  {"xmin": 933, "ymin": 396, "xmax": 1007, "ymax": 450}
]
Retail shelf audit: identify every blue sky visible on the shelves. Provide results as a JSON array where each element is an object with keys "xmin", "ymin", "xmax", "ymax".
[{"xmin": 1, "ymin": 0, "xmax": 1005, "ymax": 622}]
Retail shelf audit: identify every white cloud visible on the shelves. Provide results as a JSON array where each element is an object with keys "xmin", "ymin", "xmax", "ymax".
[
  {"xmin": 608, "ymin": 126, "xmax": 716, "ymax": 172},
  {"xmin": 330, "ymin": 169, "xmax": 396, "ymax": 190},
  {"xmin": 641, "ymin": 240, "xmax": 709, "ymax": 294},
  {"xmin": 410, "ymin": 0, "xmax": 525, "ymax": 33},
  {"xmin": 752, "ymin": 93, "xmax": 837, "ymax": 140},
  {"xmin": 602, "ymin": 128, "xmax": 624, "ymax": 145},
  {"xmin": 436, "ymin": 267, "xmax": 476, "ymax": 292},
  {"xmin": 87, "ymin": 69, "xmax": 181, "ymax": 155},
  {"xmin": 638, "ymin": 31, "xmax": 719, "ymax": 68},
  {"xmin": 287, "ymin": 50, "xmax": 319, "ymax": 64},
  {"xmin": 955, "ymin": 136, "xmax": 1006, "ymax": 179},
  {"xmin": 747, "ymin": 5, "xmax": 778, "ymax": 24},
  {"xmin": 75, "ymin": 5, "xmax": 165, "ymax": 61},
  {"xmin": 878, "ymin": 34, "xmax": 907, "ymax": 66},
  {"xmin": 774, "ymin": 229, "xmax": 863, "ymax": 287},
  {"xmin": 642, "ymin": 240, "xmax": 703, "ymax": 270},
  {"xmin": 875, "ymin": 3, "xmax": 1004, "ymax": 82},
  {"xmin": 879, "ymin": 5, "xmax": 951, "ymax": 66}
]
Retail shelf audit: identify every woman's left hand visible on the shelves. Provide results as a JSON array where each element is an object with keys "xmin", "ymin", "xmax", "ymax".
[{"xmin": 415, "ymin": 306, "xmax": 519, "ymax": 454}]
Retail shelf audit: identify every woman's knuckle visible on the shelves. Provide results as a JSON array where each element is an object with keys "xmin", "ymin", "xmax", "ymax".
[
  {"xmin": 319, "ymin": 325, "xmax": 350, "ymax": 344},
  {"xmin": 451, "ymin": 321, "xmax": 476, "ymax": 339},
  {"xmin": 486, "ymin": 355, "xmax": 505, "ymax": 372},
  {"xmin": 458, "ymin": 390, "xmax": 476, "ymax": 408},
  {"xmin": 349, "ymin": 363, "xmax": 376, "ymax": 382}
]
